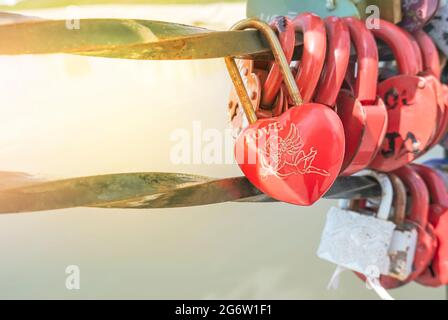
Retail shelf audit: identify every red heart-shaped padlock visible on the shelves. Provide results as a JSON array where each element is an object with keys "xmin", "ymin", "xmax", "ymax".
[
  {"xmin": 235, "ymin": 104, "xmax": 345, "ymax": 206},
  {"xmin": 226, "ymin": 17, "xmax": 345, "ymax": 206}
]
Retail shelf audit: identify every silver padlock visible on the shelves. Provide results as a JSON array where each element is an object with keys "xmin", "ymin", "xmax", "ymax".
[{"xmin": 317, "ymin": 170, "xmax": 396, "ymax": 277}]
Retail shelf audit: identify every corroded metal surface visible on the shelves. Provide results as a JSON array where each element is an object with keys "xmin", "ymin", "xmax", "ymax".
[
  {"xmin": 0, "ymin": 172, "xmax": 381, "ymax": 213},
  {"xmin": 0, "ymin": 13, "xmax": 304, "ymax": 60},
  {"xmin": 0, "ymin": 1, "xmax": 210, "ymax": 10}
]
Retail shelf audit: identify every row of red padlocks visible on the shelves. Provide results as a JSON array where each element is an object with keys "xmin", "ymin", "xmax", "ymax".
[{"xmin": 227, "ymin": 14, "xmax": 448, "ymax": 207}]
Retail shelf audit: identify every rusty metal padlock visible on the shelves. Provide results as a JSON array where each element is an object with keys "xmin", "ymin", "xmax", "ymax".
[
  {"xmin": 228, "ymin": 59, "xmax": 260, "ymax": 138},
  {"xmin": 413, "ymin": 164, "xmax": 448, "ymax": 287},
  {"xmin": 336, "ymin": 17, "xmax": 388, "ymax": 176},
  {"xmin": 369, "ymin": 20, "xmax": 438, "ymax": 172},
  {"xmin": 387, "ymin": 174, "xmax": 418, "ymax": 281},
  {"xmin": 314, "ymin": 16, "xmax": 350, "ymax": 109},
  {"xmin": 379, "ymin": 166, "xmax": 437, "ymax": 289},
  {"xmin": 350, "ymin": 173, "xmax": 417, "ymax": 281},
  {"xmin": 228, "ymin": 16, "xmax": 295, "ymax": 137}
]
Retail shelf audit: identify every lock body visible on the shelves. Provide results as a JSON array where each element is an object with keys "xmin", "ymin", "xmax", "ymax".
[
  {"xmin": 369, "ymin": 20, "xmax": 439, "ymax": 172},
  {"xmin": 318, "ymin": 171, "xmax": 401, "ymax": 280},
  {"xmin": 413, "ymin": 164, "xmax": 448, "ymax": 286},
  {"xmin": 388, "ymin": 228, "xmax": 418, "ymax": 280},
  {"xmin": 318, "ymin": 206, "xmax": 396, "ymax": 275}
]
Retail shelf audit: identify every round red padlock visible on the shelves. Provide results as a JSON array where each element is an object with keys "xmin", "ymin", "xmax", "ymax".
[
  {"xmin": 414, "ymin": 30, "xmax": 448, "ymax": 149},
  {"xmin": 369, "ymin": 20, "xmax": 438, "ymax": 172},
  {"xmin": 335, "ymin": 17, "xmax": 388, "ymax": 176},
  {"xmin": 412, "ymin": 164, "xmax": 448, "ymax": 287},
  {"xmin": 314, "ymin": 16, "xmax": 350, "ymax": 109},
  {"xmin": 379, "ymin": 166, "xmax": 437, "ymax": 289}
]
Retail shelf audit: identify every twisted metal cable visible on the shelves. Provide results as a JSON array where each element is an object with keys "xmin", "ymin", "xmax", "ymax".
[{"xmin": 0, "ymin": 171, "xmax": 381, "ymax": 214}]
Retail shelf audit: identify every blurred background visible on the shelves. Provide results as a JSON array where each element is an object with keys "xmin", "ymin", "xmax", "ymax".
[{"xmin": 0, "ymin": 1, "xmax": 445, "ymax": 299}]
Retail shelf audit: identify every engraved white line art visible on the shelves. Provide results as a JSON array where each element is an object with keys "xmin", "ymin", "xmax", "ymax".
[{"xmin": 260, "ymin": 124, "xmax": 330, "ymax": 179}]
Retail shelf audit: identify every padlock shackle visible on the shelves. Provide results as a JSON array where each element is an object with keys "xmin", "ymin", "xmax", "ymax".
[
  {"xmin": 409, "ymin": 32, "xmax": 424, "ymax": 74},
  {"xmin": 225, "ymin": 19, "xmax": 303, "ymax": 124},
  {"xmin": 411, "ymin": 164, "xmax": 448, "ymax": 207},
  {"xmin": 415, "ymin": 30, "xmax": 441, "ymax": 79},
  {"xmin": 394, "ymin": 166, "xmax": 430, "ymax": 227},
  {"xmin": 353, "ymin": 170, "xmax": 393, "ymax": 221},
  {"xmin": 389, "ymin": 173, "xmax": 407, "ymax": 226},
  {"xmin": 293, "ymin": 13, "xmax": 327, "ymax": 103},
  {"xmin": 261, "ymin": 16, "xmax": 296, "ymax": 107},
  {"xmin": 314, "ymin": 16, "xmax": 350, "ymax": 107},
  {"xmin": 371, "ymin": 19, "xmax": 421, "ymax": 76},
  {"xmin": 343, "ymin": 17, "xmax": 379, "ymax": 103}
]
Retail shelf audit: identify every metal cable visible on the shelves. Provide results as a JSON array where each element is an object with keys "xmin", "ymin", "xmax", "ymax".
[{"xmin": 0, "ymin": 172, "xmax": 381, "ymax": 214}]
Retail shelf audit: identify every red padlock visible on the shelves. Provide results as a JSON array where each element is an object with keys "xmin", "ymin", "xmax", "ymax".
[
  {"xmin": 414, "ymin": 30, "xmax": 448, "ymax": 149},
  {"xmin": 282, "ymin": 14, "xmax": 329, "ymax": 111},
  {"xmin": 253, "ymin": 67, "xmax": 285, "ymax": 118},
  {"xmin": 335, "ymin": 17, "xmax": 388, "ymax": 176},
  {"xmin": 409, "ymin": 32, "xmax": 425, "ymax": 74},
  {"xmin": 258, "ymin": 16, "xmax": 296, "ymax": 118},
  {"xmin": 412, "ymin": 164, "xmax": 448, "ymax": 287},
  {"xmin": 261, "ymin": 16, "xmax": 296, "ymax": 109},
  {"xmin": 442, "ymin": 85, "xmax": 448, "ymax": 144},
  {"xmin": 379, "ymin": 166, "xmax": 437, "ymax": 289},
  {"xmin": 314, "ymin": 16, "xmax": 350, "ymax": 109},
  {"xmin": 293, "ymin": 13, "xmax": 327, "ymax": 103},
  {"xmin": 229, "ymin": 18, "xmax": 345, "ymax": 206},
  {"xmin": 369, "ymin": 20, "xmax": 438, "ymax": 172}
]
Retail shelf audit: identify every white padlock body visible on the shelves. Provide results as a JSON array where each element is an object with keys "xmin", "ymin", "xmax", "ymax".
[
  {"xmin": 388, "ymin": 229, "xmax": 418, "ymax": 281},
  {"xmin": 317, "ymin": 207, "xmax": 396, "ymax": 276}
]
